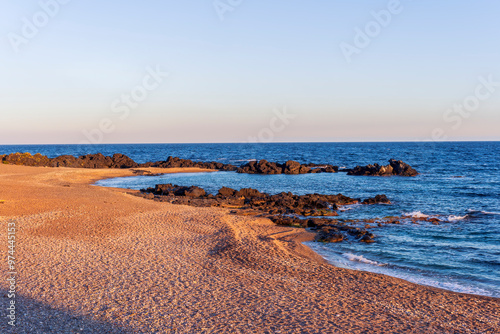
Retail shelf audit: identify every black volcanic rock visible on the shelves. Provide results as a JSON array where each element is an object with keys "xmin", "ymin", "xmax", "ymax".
[
  {"xmin": 388, "ymin": 159, "xmax": 418, "ymax": 177},
  {"xmin": 218, "ymin": 187, "xmax": 236, "ymax": 197},
  {"xmin": 143, "ymin": 185, "xmax": 359, "ymax": 218},
  {"xmin": 141, "ymin": 156, "xmax": 237, "ymax": 171},
  {"xmin": 0, "ymin": 152, "xmax": 51, "ymax": 167},
  {"xmin": 237, "ymin": 160, "xmax": 337, "ymax": 175},
  {"xmin": 347, "ymin": 159, "xmax": 418, "ymax": 177},
  {"xmin": 136, "ymin": 183, "xmax": 386, "ymax": 243},
  {"xmin": 110, "ymin": 153, "xmax": 138, "ymax": 168},
  {"xmin": 362, "ymin": 195, "xmax": 391, "ymax": 205},
  {"xmin": 315, "ymin": 227, "xmax": 344, "ymax": 243},
  {"xmin": 235, "ymin": 188, "xmax": 264, "ymax": 198},
  {"xmin": 237, "ymin": 160, "xmax": 283, "ymax": 174}
]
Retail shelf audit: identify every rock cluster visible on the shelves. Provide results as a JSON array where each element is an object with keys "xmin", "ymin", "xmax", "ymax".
[
  {"xmin": 362, "ymin": 194, "xmax": 391, "ymax": 205},
  {"xmin": 0, "ymin": 153, "xmax": 235, "ymax": 170},
  {"xmin": 267, "ymin": 216, "xmax": 375, "ymax": 243},
  {"xmin": 154, "ymin": 184, "xmax": 207, "ymax": 197},
  {"xmin": 0, "ymin": 152, "xmax": 139, "ymax": 168},
  {"xmin": 0, "ymin": 153, "xmax": 418, "ymax": 180},
  {"xmin": 141, "ymin": 156, "xmax": 237, "ymax": 171},
  {"xmin": 143, "ymin": 185, "xmax": 358, "ymax": 217},
  {"xmin": 236, "ymin": 160, "xmax": 338, "ymax": 175},
  {"xmin": 347, "ymin": 159, "xmax": 418, "ymax": 177},
  {"xmin": 0, "ymin": 152, "xmax": 51, "ymax": 167},
  {"xmin": 139, "ymin": 184, "xmax": 390, "ymax": 243},
  {"xmin": 1, "ymin": 153, "xmax": 417, "ymax": 178}
]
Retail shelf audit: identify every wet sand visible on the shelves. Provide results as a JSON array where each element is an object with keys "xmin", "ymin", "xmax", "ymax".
[{"xmin": 0, "ymin": 164, "xmax": 499, "ymax": 333}]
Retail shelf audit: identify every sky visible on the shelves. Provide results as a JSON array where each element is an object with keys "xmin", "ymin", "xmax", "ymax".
[{"xmin": 1, "ymin": 0, "xmax": 499, "ymax": 144}]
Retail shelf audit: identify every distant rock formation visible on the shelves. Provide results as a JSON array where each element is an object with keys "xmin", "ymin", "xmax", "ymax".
[
  {"xmin": 0, "ymin": 153, "xmax": 416, "ymax": 177},
  {"xmin": 236, "ymin": 160, "xmax": 338, "ymax": 175},
  {"xmin": 0, "ymin": 153, "xmax": 237, "ymax": 171},
  {"xmin": 347, "ymin": 159, "xmax": 418, "ymax": 177},
  {"xmin": 0, "ymin": 152, "xmax": 138, "ymax": 168}
]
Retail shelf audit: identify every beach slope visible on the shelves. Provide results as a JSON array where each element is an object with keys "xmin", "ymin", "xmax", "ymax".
[{"xmin": 0, "ymin": 164, "xmax": 498, "ymax": 333}]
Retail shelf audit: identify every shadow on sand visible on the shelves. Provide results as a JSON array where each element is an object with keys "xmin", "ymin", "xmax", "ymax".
[{"xmin": 0, "ymin": 289, "xmax": 138, "ymax": 334}]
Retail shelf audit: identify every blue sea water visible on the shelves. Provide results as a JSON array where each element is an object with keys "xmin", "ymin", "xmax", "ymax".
[{"xmin": 1, "ymin": 142, "xmax": 499, "ymax": 297}]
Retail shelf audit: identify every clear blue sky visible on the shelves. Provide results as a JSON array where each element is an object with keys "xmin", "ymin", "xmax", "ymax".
[{"xmin": 1, "ymin": 0, "xmax": 499, "ymax": 144}]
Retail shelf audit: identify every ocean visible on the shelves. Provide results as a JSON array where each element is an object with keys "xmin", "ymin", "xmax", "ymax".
[{"xmin": 2, "ymin": 142, "xmax": 499, "ymax": 297}]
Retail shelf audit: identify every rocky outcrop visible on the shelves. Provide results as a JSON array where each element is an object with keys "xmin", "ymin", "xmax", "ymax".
[
  {"xmin": 154, "ymin": 184, "xmax": 206, "ymax": 197},
  {"xmin": 0, "ymin": 152, "xmax": 51, "ymax": 167},
  {"xmin": 388, "ymin": 159, "xmax": 419, "ymax": 176},
  {"xmin": 236, "ymin": 160, "xmax": 338, "ymax": 175},
  {"xmin": 237, "ymin": 160, "xmax": 283, "ymax": 174},
  {"xmin": 347, "ymin": 159, "xmax": 418, "ymax": 177},
  {"xmin": 1, "ymin": 152, "xmax": 415, "ymax": 178},
  {"xmin": 0, "ymin": 152, "xmax": 139, "ymax": 169},
  {"xmin": 0, "ymin": 153, "xmax": 235, "ymax": 170},
  {"xmin": 362, "ymin": 194, "xmax": 391, "ymax": 205},
  {"xmin": 144, "ymin": 185, "xmax": 358, "ymax": 217},
  {"xmin": 139, "ymin": 184, "xmax": 384, "ymax": 243},
  {"xmin": 140, "ymin": 156, "xmax": 237, "ymax": 171}
]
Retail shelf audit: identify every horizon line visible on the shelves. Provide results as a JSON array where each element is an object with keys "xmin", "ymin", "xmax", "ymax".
[{"xmin": 1, "ymin": 139, "xmax": 500, "ymax": 146}]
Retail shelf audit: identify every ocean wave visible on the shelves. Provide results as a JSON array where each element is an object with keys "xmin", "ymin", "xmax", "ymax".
[
  {"xmin": 403, "ymin": 211, "xmax": 429, "ymax": 219},
  {"xmin": 342, "ymin": 253, "xmax": 385, "ymax": 266},
  {"xmin": 466, "ymin": 210, "xmax": 500, "ymax": 217},
  {"xmin": 338, "ymin": 203, "xmax": 362, "ymax": 212},
  {"xmin": 479, "ymin": 211, "xmax": 500, "ymax": 215},
  {"xmin": 446, "ymin": 215, "xmax": 468, "ymax": 222}
]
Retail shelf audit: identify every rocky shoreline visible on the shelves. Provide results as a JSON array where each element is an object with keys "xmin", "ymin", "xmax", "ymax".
[
  {"xmin": 0, "ymin": 152, "xmax": 421, "ymax": 243},
  {"xmin": 135, "ymin": 184, "xmax": 442, "ymax": 244},
  {"xmin": 136, "ymin": 184, "xmax": 379, "ymax": 243},
  {"xmin": 2, "ymin": 163, "xmax": 497, "ymax": 333},
  {"xmin": 0, "ymin": 152, "xmax": 418, "ymax": 176},
  {"xmin": 0, "ymin": 151, "xmax": 425, "ymax": 244}
]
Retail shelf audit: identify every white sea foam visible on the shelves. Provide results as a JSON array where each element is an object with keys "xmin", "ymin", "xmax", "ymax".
[
  {"xmin": 481, "ymin": 211, "xmax": 500, "ymax": 215},
  {"xmin": 446, "ymin": 215, "xmax": 468, "ymax": 221},
  {"xmin": 403, "ymin": 211, "xmax": 429, "ymax": 219},
  {"xmin": 343, "ymin": 253, "xmax": 384, "ymax": 266},
  {"xmin": 466, "ymin": 209, "xmax": 500, "ymax": 217},
  {"xmin": 338, "ymin": 203, "xmax": 361, "ymax": 212}
]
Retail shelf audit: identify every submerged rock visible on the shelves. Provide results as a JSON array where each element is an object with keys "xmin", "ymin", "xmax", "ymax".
[{"xmin": 362, "ymin": 195, "xmax": 391, "ymax": 205}]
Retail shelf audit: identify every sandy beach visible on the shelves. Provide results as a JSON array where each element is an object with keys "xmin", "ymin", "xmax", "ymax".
[{"xmin": 0, "ymin": 164, "xmax": 499, "ymax": 333}]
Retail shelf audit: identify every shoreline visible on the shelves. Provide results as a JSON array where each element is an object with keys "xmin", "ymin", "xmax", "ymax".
[
  {"xmin": 1, "ymin": 164, "xmax": 499, "ymax": 333},
  {"xmin": 98, "ymin": 170, "xmax": 499, "ymax": 299}
]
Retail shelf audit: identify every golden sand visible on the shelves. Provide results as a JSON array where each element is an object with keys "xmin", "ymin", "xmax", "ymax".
[{"xmin": 0, "ymin": 164, "xmax": 498, "ymax": 333}]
